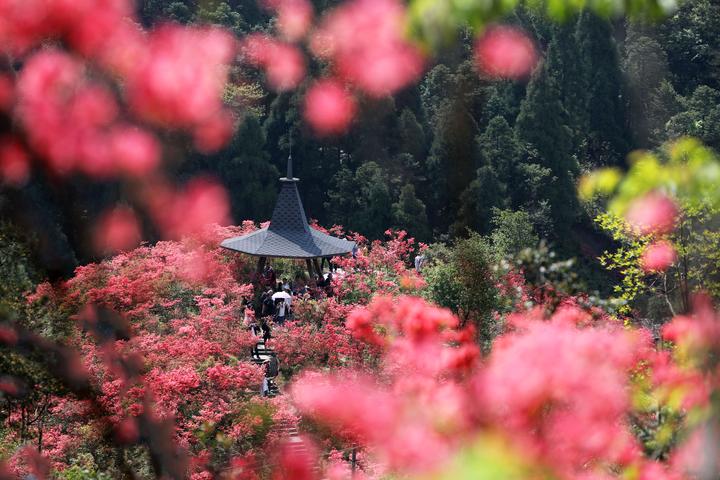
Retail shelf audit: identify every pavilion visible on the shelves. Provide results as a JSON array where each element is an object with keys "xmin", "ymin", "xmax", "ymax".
[{"xmin": 220, "ymin": 154, "xmax": 356, "ymax": 282}]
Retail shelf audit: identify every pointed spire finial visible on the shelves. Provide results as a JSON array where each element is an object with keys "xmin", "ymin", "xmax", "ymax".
[{"xmin": 287, "ymin": 148, "xmax": 293, "ymax": 179}]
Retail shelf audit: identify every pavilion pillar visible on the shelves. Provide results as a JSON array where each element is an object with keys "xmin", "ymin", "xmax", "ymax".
[
  {"xmin": 313, "ymin": 258, "xmax": 322, "ymax": 277},
  {"xmin": 255, "ymin": 256, "xmax": 267, "ymax": 281},
  {"xmin": 305, "ymin": 259, "xmax": 316, "ymax": 284},
  {"xmin": 254, "ymin": 256, "xmax": 267, "ymax": 310}
]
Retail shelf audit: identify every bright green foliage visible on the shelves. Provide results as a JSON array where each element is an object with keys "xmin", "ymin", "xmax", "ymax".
[
  {"xmin": 432, "ymin": 434, "xmax": 535, "ymax": 480},
  {"xmin": 57, "ymin": 455, "xmax": 113, "ymax": 480},
  {"xmin": 423, "ymin": 233, "xmax": 500, "ymax": 348},
  {"xmin": 580, "ymin": 138, "xmax": 720, "ymax": 215},
  {"xmin": 490, "ymin": 208, "xmax": 539, "ymax": 256},
  {"xmin": 140, "ymin": 0, "xmax": 246, "ymax": 32},
  {"xmin": 583, "ymin": 139, "xmax": 720, "ymax": 314},
  {"xmin": 675, "ymin": 202, "xmax": 720, "ymax": 299},
  {"xmin": 223, "ymin": 81, "xmax": 266, "ymax": 118},
  {"xmin": 196, "ymin": 0, "xmax": 246, "ymax": 34},
  {"xmin": 407, "ymin": 0, "xmax": 676, "ymax": 50},
  {"xmin": 595, "ymin": 212, "xmax": 650, "ymax": 314}
]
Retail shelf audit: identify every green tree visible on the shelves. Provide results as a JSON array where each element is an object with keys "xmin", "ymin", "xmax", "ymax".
[
  {"xmin": 354, "ymin": 162, "xmax": 394, "ymax": 239},
  {"xmin": 666, "ymin": 86, "xmax": 720, "ymax": 150},
  {"xmin": 576, "ymin": 10, "xmax": 630, "ymax": 165},
  {"xmin": 326, "ymin": 162, "xmax": 394, "ymax": 239},
  {"xmin": 220, "ymin": 116, "xmax": 279, "ymax": 222},
  {"xmin": 550, "ymin": 19, "xmax": 589, "ymax": 151},
  {"xmin": 196, "ymin": 0, "xmax": 246, "ymax": 34},
  {"xmin": 646, "ymin": 79, "xmax": 683, "ymax": 146},
  {"xmin": 423, "ymin": 233, "xmax": 499, "ymax": 350},
  {"xmin": 325, "ymin": 165, "xmax": 357, "ymax": 229},
  {"xmin": 397, "ymin": 108, "xmax": 427, "ymax": 161},
  {"xmin": 659, "ymin": 0, "xmax": 720, "ymax": 94},
  {"xmin": 476, "ymin": 115, "xmax": 523, "ymax": 186},
  {"xmin": 623, "ymin": 26, "xmax": 670, "ymax": 147},
  {"xmin": 490, "ymin": 209, "xmax": 539, "ymax": 256},
  {"xmin": 515, "ymin": 47, "xmax": 579, "ymax": 236},
  {"xmin": 451, "ymin": 166, "xmax": 505, "ymax": 236},
  {"xmin": 392, "ymin": 184, "xmax": 431, "ymax": 241}
]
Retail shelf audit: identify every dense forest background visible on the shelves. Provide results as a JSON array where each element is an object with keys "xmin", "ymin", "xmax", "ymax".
[{"xmin": 2, "ymin": 0, "xmax": 719, "ymax": 284}]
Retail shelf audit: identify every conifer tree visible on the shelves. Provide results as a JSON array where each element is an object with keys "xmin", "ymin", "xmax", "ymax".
[
  {"xmin": 548, "ymin": 20, "xmax": 589, "ymax": 152},
  {"xmin": 220, "ymin": 116, "xmax": 279, "ymax": 222},
  {"xmin": 515, "ymin": 49, "xmax": 579, "ymax": 235},
  {"xmin": 623, "ymin": 25, "xmax": 670, "ymax": 147},
  {"xmin": 393, "ymin": 184, "xmax": 431, "ymax": 242},
  {"xmin": 451, "ymin": 166, "xmax": 505, "ymax": 237},
  {"xmin": 576, "ymin": 10, "xmax": 630, "ymax": 166},
  {"xmin": 476, "ymin": 115, "xmax": 523, "ymax": 187}
]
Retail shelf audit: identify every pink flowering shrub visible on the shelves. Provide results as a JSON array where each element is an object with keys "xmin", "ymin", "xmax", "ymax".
[
  {"xmin": 0, "ymin": 0, "xmax": 717, "ymax": 478},
  {"xmin": 289, "ymin": 293, "xmax": 716, "ymax": 480}
]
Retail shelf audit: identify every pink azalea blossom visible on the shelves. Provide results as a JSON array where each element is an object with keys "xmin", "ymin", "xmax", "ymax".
[
  {"xmin": 303, "ymin": 79, "xmax": 357, "ymax": 135},
  {"xmin": 640, "ymin": 240, "xmax": 676, "ymax": 272},
  {"xmin": 625, "ymin": 192, "xmax": 679, "ymax": 236},
  {"xmin": 0, "ymin": 137, "xmax": 30, "ymax": 185},
  {"xmin": 475, "ymin": 25, "xmax": 538, "ymax": 79},
  {"xmin": 125, "ymin": 26, "xmax": 235, "ymax": 129},
  {"xmin": 109, "ymin": 125, "xmax": 161, "ymax": 176},
  {"xmin": 311, "ymin": 0, "xmax": 424, "ymax": 97},
  {"xmin": 243, "ymin": 35, "xmax": 306, "ymax": 91},
  {"xmin": 93, "ymin": 207, "xmax": 142, "ymax": 254},
  {"xmin": 265, "ymin": 0, "xmax": 314, "ymax": 41},
  {"xmin": 145, "ymin": 178, "xmax": 231, "ymax": 239},
  {"xmin": 0, "ymin": 74, "xmax": 14, "ymax": 110}
]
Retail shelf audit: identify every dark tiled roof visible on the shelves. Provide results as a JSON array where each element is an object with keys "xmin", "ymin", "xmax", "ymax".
[{"xmin": 221, "ymin": 175, "xmax": 355, "ymax": 259}]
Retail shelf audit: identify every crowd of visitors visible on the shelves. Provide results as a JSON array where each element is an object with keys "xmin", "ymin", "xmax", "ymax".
[
  {"xmin": 244, "ymin": 252, "xmax": 424, "ymax": 396},
  {"xmin": 244, "ymin": 263, "xmax": 337, "ymax": 339}
]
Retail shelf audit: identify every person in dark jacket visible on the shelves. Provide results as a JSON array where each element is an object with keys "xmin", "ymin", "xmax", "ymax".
[{"xmin": 260, "ymin": 317, "xmax": 272, "ymax": 343}]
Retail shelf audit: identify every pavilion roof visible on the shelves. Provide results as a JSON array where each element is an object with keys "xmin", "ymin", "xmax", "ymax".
[{"xmin": 220, "ymin": 155, "xmax": 355, "ymax": 259}]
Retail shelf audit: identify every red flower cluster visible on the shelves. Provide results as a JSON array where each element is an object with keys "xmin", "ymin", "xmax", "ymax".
[
  {"xmin": 475, "ymin": 25, "xmax": 538, "ymax": 79},
  {"xmin": 1, "ymin": 3, "xmax": 235, "ymax": 184},
  {"xmin": 244, "ymin": 0, "xmax": 425, "ymax": 136},
  {"xmin": 310, "ymin": 0, "xmax": 424, "ymax": 97},
  {"xmin": 625, "ymin": 192, "xmax": 679, "ymax": 236}
]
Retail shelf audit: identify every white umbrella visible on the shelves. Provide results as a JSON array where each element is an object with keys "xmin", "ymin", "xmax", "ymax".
[{"xmin": 272, "ymin": 290, "xmax": 292, "ymax": 306}]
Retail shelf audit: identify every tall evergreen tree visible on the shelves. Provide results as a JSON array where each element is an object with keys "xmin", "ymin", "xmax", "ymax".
[
  {"xmin": 451, "ymin": 166, "xmax": 505, "ymax": 237},
  {"xmin": 549, "ymin": 19, "xmax": 589, "ymax": 152},
  {"xmin": 393, "ymin": 184, "xmax": 431, "ymax": 241},
  {"xmin": 576, "ymin": 10, "xmax": 630, "ymax": 166},
  {"xmin": 220, "ymin": 116, "xmax": 279, "ymax": 222},
  {"xmin": 476, "ymin": 115, "xmax": 523, "ymax": 187},
  {"xmin": 623, "ymin": 25, "xmax": 670, "ymax": 147},
  {"xmin": 647, "ymin": 80, "xmax": 683, "ymax": 145},
  {"xmin": 397, "ymin": 108, "xmax": 427, "ymax": 162},
  {"xmin": 515, "ymin": 49, "xmax": 579, "ymax": 236},
  {"xmin": 659, "ymin": 0, "xmax": 720, "ymax": 94}
]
